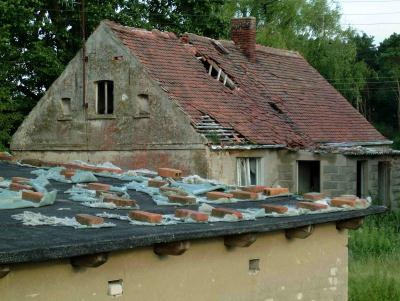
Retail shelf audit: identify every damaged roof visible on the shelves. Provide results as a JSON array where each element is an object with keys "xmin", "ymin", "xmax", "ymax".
[
  {"xmin": 0, "ymin": 162, "xmax": 385, "ymax": 264},
  {"xmin": 105, "ymin": 21, "xmax": 386, "ymax": 148}
]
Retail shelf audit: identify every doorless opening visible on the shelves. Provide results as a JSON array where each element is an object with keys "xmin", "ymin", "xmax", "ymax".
[{"xmin": 297, "ymin": 161, "xmax": 320, "ymax": 194}]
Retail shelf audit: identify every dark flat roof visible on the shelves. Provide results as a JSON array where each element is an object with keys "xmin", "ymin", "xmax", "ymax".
[{"xmin": 0, "ymin": 162, "xmax": 386, "ymax": 265}]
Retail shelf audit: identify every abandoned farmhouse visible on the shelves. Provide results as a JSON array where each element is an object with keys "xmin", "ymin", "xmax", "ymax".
[
  {"xmin": 10, "ymin": 17, "xmax": 400, "ymax": 206},
  {"xmin": 0, "ymin": 18, "xmax": 391, "ymax": 301}
]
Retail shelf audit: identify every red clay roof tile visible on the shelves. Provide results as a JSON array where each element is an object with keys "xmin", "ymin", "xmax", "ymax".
[{"xmin": 106, "ymin": 21, "xmax": 386, "ymax": 148}]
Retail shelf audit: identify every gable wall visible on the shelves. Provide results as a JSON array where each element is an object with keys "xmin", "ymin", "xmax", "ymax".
[{"xmin": 11, "ymin": 24, "xmax": 209, "ymax": 174}]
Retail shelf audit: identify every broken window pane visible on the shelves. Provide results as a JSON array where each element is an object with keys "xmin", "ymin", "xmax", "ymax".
[
  {"xmin": 96, "ymin": 80, "xmax": 114, "ymax": 115},
  {"xmin": 237, "ymin": 158, "xmax": 261, "ymax": 186},
  {"xmin": 200, "ymin": 58, "xmax": 236, "ymax": 90}
]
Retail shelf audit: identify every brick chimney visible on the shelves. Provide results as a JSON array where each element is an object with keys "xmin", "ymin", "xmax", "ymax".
[{"xmin": 231, "ymin": 17, "xmax": 256, "ymax": 63}]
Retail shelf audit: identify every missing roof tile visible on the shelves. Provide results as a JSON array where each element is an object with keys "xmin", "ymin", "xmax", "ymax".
[
  {"xmin": 269, "ymin": 102, "xmax": 283, "ymax": 114},
  {"xmin": 199, "ymin": 58, "xmax": 236, "ymax": 90},
  {"xmin": 195, "ymin": 114, "xmax": 246, "ymax": 144},
  {"xmin": 212, "ymin": 40, "xmax": 230, "ymax": 54}
]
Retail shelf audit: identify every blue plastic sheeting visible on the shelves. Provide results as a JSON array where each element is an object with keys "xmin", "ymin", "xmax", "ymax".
[
  {"xmin": 0, "ymin": 189, "xmax": 57, "ymax": 210},
  {"xmin": 31, "ymin": 168, "xmax": 98, "ymax": 183}
]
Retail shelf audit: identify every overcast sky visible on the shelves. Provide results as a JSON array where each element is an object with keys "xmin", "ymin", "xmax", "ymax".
[{"xmin": 337, "ymin": 0, "xmax": 400, "ymax": 45}]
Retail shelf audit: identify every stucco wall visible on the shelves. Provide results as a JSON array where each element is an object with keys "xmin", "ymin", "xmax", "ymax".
[
  {"xmin": 10, "ymin": 22, "xmax": 208, "ymax": 175},
  {"xmin": 0, "ymin": 223, "xmax": 347, "ymax": 301}
]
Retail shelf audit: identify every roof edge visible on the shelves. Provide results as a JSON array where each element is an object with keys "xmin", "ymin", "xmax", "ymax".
[
  {"xmin": 210, "ymin": 144, "xmax": 286, "ymax": 151},
  {"xmin": 319, "ymin": 140, "xmax": 393, "ymax": 148}
]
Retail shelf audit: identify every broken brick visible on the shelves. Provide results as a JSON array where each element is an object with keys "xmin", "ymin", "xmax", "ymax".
[
  {"xmin": 61, "ymin": 169, "xmax": 75, "ymax": 179},
  {"xmin": 206, "ymin": 191, "xmax": 233, "ymax": 200},
  {"xmin": 261, "ymin": 204, "xmax": 288, "ymax": 214},
  {"xmin": 340, "ymin": 195, "xmax": 358, "ymax": 201},
  {"xmin": 175, "ymin": 209, "xmax": 208, "ymax": 222},
  {"xmin": 128, "ymin": 210, "xmax": 162, "ymax": 223},
  {"xmin": 159, "ymin": 186, "xmax": 188, "ymax": 196},
  {"xmin": 297, "ymin": 201, "xmax": 328, "ymax": 211},
  {"xmin": 0, "ymin": 152, "xmax": 14, "ymax": 161},
  {"xmin": 103, "ymin": 195, "xmax": 137, "ymax": 207},
  {"xmin": 211, "ymin": 208, "xmax": 243, "ymax": 219},
  {"xmin": 242, "ymin": 185, "xmax": 268, "ymax": 193},
  {"xmin": 11, "ymin": 177, "xmax": 30, "ymax": 184},
  {"xmin": 75, "ymin": 214, "xmax": 104, "ymax": 226},
  {"xmin": 168, "ymin": 194, "xmax": 196, "ymax": 205},
  {"xmin": 158, "ymin": 168, "xmax": 182, "ymax": 179},
  {"xmin": 87, "ymin": 183, "xmax": 111, "ymax": 191},
  {"xmin": 230, "ymin": 190, "xmax": 258, "ymax": 200},
  {"xmin": 148, "ymin": 179, "xmax": 168, "ymax": 188},
  {"xmin": 303, "ymin": 192, "xmax": 325, "ymax": 201},
  {"xmin": 331, "ymin": 197, "xmax": 356, "ymax": 208},
  {"xmin": 21, "ymin": 190, "xmax": 44, "ymax": 203},
  {"xmin": 10, "ymin": 183, "xmax": 33, "ymax": 191},
  {"xmin": 264, "ymin": 187, "xmax": 289, "ymax": 196}
]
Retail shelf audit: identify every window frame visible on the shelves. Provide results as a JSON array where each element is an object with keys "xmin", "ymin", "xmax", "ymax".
[
  {"xmin": 95, "ymin": 80, "xmax": 114, "ymax": 115},
  {"xmin": 236, "ymin": 157, "xmax": 262, "ymax": 186}
]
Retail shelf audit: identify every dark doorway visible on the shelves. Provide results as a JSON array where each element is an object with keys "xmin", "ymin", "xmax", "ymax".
[
  {"xmin": 298, "ymin": 161, "xmax": 320, "ymax": 193},
  {"xmin": 378, "ymin": 161, "xmax": 391, "ymax": 205},
  {"xmin": 356, "ymin": 160, "xmax": 367, "ymax": 198}
]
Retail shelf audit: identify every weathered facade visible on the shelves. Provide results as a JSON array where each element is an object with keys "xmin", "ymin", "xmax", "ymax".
[
  {"xmin": 11, "ymin": 18, "xmax": 400, "ymax": 207},
  {"xmin": 1, "ymin": 224, "xmax": 348, "ymax": 301}
]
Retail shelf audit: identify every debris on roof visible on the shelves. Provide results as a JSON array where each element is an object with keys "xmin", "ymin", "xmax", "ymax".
[
  {"xmin": 106, "ymin": 20, "xmax": 385, "ymax": 148},
  {"xmin": 315, "ymin": 145, "xmax": 400, "ymax": 156},
  {"xmin": 0, "ymin": 160, "xmax": 386, "ymax": 265},
  {"xmin": 194, "ymin": 114, "xmax": 247, "ymax": 144}
]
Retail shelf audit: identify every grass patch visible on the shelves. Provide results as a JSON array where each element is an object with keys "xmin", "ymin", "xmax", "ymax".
[{"xmin": 349, "ymin": 211, "xmax": 400, "ymax": 300}]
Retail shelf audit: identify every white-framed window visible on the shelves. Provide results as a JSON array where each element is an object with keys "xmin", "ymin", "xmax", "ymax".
[
  {"xmin": 96, "ymin": 80, "xmax": 114, "ymax": 114},
  {"xmin": 237, "ymin": 157, "xmax": 262, "ymax": 186}
]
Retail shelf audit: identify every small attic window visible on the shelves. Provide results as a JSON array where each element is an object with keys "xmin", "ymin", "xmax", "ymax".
[
  {"xmin": 61, "ymin": 98, "xmax": 72, "ymax": 117},
  {"xmin": 200, "ymin": 59, "xmax": 236, "ymax": 90},
  {"xmin": 137, "ymin": 94, "xmax": 150, "ymax": 117},
  {"xmin": 96, "ymin": 80, "xmax": 114, "ymax": 115}
]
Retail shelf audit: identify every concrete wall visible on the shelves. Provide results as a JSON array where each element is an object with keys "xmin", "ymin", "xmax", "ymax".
[
  {"xmin": 10, "ymin": 22, "xmax": 208, "ymax": 175},
  {"xmin": 208, "ymin": 148, "xmax": 400, "ymax": 205},
  {"xmin": 0, "ymin": 223, "xmax": 347, "ymax": 301}
]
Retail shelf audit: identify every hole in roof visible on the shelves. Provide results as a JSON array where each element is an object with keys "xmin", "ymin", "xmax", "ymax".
[
  {"xmin": 269, "ymin": 102, "xmax": 283, "ymax": 114},
  {"xmin": 199, "ymin": 58, "xmax": 236, "ymax": 90},
  {"xmin": 212, "ymin": 40, "xmax": 229, "ymax": 55}
]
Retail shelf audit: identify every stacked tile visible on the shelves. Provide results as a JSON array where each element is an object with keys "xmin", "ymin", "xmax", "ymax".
[
  {"xmin": 211, "ymin": 208, "xmax": 243, "ymax": 219},
  {"xmin": 230, "ymin": 190, "xmax": 258, "ymax": 200},
  {"xmin": 175, "ymin": 209, "xmax": 208, "ymax": 222},
  {"xmin": 129, "ymin": 210, "xmax": 162, "ymax": 223},
  {"xmin": 303, "ymin": 192, "xmax": 325, "ymax": 201},
  {"xmin": 75, "ymin": 214, "xmax": 104, "ymax": 226},
  {"xmin": 206, "ymin": 191, "xmax": 233, "ymax": 200},
  {"xmin": 264, "ymin": 187, "xmax": 289, "ymax": 196}
]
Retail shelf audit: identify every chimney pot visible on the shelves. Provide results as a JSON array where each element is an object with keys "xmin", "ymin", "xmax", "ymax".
[{"xmin": 231, "ymin": 17, "xmax": 256, "ymax": 63}]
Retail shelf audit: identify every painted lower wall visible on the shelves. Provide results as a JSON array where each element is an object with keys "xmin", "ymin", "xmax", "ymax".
[
  {"xmin": 13, "ymin": 148, "xmax": 209, "ymax": 177},
  {"xmin": 0, "ymin": 223, "xmax": 347, "ymax": 301}
]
